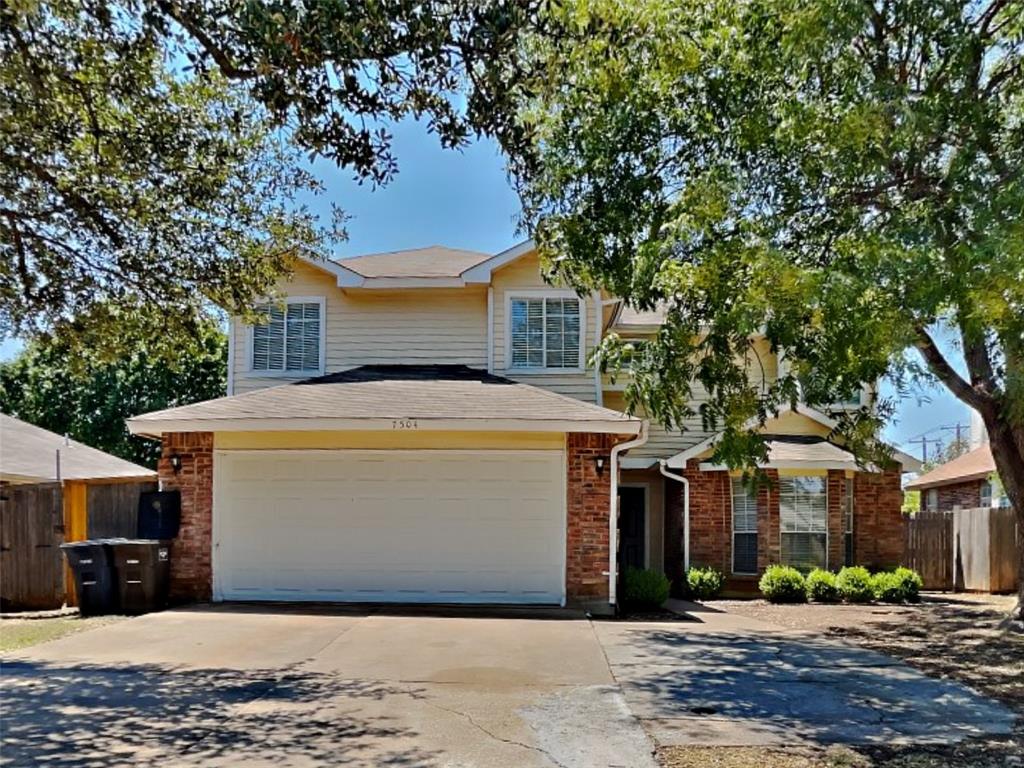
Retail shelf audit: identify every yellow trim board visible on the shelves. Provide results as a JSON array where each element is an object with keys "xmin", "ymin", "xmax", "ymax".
[{"xmin": 214, "ymin": 430, "xmax": 565, "ymax": 451}]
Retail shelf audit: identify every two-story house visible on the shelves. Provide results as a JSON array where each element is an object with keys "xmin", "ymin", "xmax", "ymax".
[{"xmin": 128, "ymin": 242, "xmax": 920, "ymax": 613}]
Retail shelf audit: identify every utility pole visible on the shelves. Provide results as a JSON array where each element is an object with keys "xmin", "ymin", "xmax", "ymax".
[{"xmin": 908, "ymin": 436, "xmax": 930, "ymax": 463}]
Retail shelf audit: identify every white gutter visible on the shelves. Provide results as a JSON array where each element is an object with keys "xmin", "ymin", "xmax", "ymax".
[
  {"xmin": 608, "ymin": 420, "xmax": 650, "ymax": 607},
  {"xmin": 659, "ymin": 460, "xmax": 690, "ymax": 573}
]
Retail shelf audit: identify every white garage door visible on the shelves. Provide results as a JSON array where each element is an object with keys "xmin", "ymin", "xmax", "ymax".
[{"xmin": 213, "ymin": 450, "xmax": 566, "ymax": 604}]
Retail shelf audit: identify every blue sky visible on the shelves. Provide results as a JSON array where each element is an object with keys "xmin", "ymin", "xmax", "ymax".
[{"xmin": 0, "ymin": 118, "xmax": 969, "ymax": 457}]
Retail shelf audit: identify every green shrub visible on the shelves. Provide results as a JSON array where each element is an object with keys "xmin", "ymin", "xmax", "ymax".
[
  {"xmin": 872, "ymin": 567, "xmax": 923, "ymax": 603},
  {"xmin": 871, "ymin": 571, "xmax": 904, "ymax": 603},
  {"xmin": 685, "ymin": 567, "xmax": 724, "ymax": 600},
  {"xmin": 837, "ymin": 566, "xmax": 874, "ymax": 603},
  {"xmin": 805, "ymin": 569, "xmax": 840, "ymax": 602},
  {"xmin": 759, "ymin": 565, "xmax": 807, "ymax": 603},
  {"xmin": 622, "ymin": 567, "xmax": 671, "ymax": 609},
  {"xmin": 892, "ymin": 567, "xmax": 923, "ymax": 603}
]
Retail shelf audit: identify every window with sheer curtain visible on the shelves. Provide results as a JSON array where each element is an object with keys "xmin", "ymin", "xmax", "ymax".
[
  {"xmin": 779, "ymin": 475, "xmax": 828, "ymax": 570},
  {"xmin": 509, "ymin": 296, "xmax": 581, "ymax": 369},
  {"xmin": 251, "ymin": 300, "xmax": 323, "ymax": 373}
]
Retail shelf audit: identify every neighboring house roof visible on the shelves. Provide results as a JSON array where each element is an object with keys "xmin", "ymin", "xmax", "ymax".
[
  {"xmin": 0, "ymin": 413, "xmax": 156, "ymax": 485},
  {"xmin": 334, "ymin": 246, "xmax": 492, "ymax": 278},
  {"xmin": 128, "ymin": 365, "xmax": 642, "ymax": 436},
  {"xmin": 904, "ymin": 444, "xmax": 996, "ymax": 490},
  {"xmin": 305, "ymin": 239, "xmax": 539, "ymax": 289}
]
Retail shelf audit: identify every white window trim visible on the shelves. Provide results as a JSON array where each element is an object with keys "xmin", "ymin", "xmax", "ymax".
[
  {"xmin": 778, "ymin": 475, "xmax": 829, "ymax": 571},
  {"xmin": 244, "ymin": 296, "xmax": 326, "ymax": 378},
  {"xmin": 503, "ymin": 289, "xmax": 586, "ymax": 374},
  {"xmin": 731, "ymin": 477, "xmax": 759, "ymax": 575}
]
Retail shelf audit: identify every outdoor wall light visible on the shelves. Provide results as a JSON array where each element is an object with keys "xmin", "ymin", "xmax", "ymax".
[
  {"xmin": 169, "ymin": 454, "xmax": 182, "ymax": 473},
  {"xmin": 594, "ymin": 456, "xmax": 606, "ymax": 476}
]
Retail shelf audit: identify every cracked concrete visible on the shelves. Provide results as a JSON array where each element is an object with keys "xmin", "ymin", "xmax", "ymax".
[
  {"xmin": 1, "ymin": 601, "xmax": 1014, "ymax": 765},
  {"xmin": 1, "ymin": 604, "xmax": 657, "ymax": 768},
  {"xmin": 594, "ymin": 601, "xmax": 1016, "ymax": 748}
]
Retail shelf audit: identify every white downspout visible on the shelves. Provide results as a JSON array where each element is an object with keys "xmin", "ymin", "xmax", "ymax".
[
  {"xmin": 486, "ymin": 287, "xmax": 495, "ymax": 374},
  {"xmin": 660, "ymin": 460, "xmax": 691, "ymax": 573},
  {"xmin": 608, "ymin": 420, "xmax": 650, "ymax": 607}
]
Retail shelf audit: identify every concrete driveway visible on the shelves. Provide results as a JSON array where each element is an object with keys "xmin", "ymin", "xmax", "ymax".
[
  {"xmin": 1, "ymin": 604, "xmax": 655, "ymax": 768},
  {"xmin": 595, "ymin": 601, "xmax": 1016, "ymax": 749},
  {"xmin": 1, "ymin": 602, "xmax": 1015, "ymax": 766}
]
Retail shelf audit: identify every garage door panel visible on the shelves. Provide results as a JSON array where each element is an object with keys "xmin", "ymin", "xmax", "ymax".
[{"xmin": 214, "ymin": 450, "xmax": 566, "ymax": 604}]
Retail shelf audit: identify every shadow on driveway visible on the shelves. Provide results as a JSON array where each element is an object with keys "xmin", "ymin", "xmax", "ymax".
[
  {"xmin": 0, "ymin": 659, "xmax": 436, "ymax": 767},
  {"xmin": 596, "ymin": 624, "xmax": 1017, "ymax": 747}
]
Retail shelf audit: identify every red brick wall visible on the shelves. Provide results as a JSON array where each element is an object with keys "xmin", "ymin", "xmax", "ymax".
[
  {"xmin": 853, "ymin": 469, "xmax": 906, "ymax": 569},
  {"xmin": 158, "ymin": 432, "xmax": 213, "ymax": 602},
  {"xmin": 566, "ymin": 433, "xmax": 622, "ymax": 608},
  {"xmin": 664, "ymin": 465, "xmax": 907, "ymax": 588},
  {"xmin": 933, "ymin": 480, "xmax": 984, "ymax": 511}
]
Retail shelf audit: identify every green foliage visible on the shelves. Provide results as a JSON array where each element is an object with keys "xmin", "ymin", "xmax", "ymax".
[
  {"xmin": 1, "ymin": 1, "xmax": 525, "ymax": 349},
  {"xmin": 759, "ymin": 565, "xmax": 807, "ymax": 603},
  {"xmin": 0, "ymin": 317, "xmax": 226, "ymax": 467},
  {"xmin": 622, "ymin": 567, "xmax": 671, "ymax": 609},
  {"xmin": 685, "ymin": 566, "xmax": 724, "ymax": 600},
  {"xmin": 871, "ymin": 572, "xmax": 904, "ymax": 603},
  {"xmin": 483, "ymin": 0, "xmax": 1024, "ymax": 523},
  {"xmin": 836, "ymin": 567, "xmax": 875, "ymax": 603},
  {"xmin": 891, "ymin": 567, "xmax": 923, "ymax": 603},
  {"xmin": 805, "ymin": 569, "xmax": 840, "ymax": 603}
]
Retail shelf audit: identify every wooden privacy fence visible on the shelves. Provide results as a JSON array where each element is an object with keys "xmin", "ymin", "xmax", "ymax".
[
  {"xmin": 0, "ymin": 483, "xmax": 65, "ymax": 611},
  {"xmin": 905, "ymin": 511, "xmax": 954, "ymax": 590},
  {"xmin": 906, "ymin": 507, "xmax": 1019, "ymax": 593},
  {"xmin": 0, "ymin": 479, "xmax": 157, "ymax": 611}
]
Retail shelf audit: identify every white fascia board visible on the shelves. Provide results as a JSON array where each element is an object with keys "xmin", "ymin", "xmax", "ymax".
[
  {"xmin": 620, "ymin": 457, "xmax": 659, "ymax": 469},
  {"xmin": 348, "ymin": 277, "xmax": 469, "ymax": 289},
  {"xmin": 127, "ymin": 416, "xmax": 642, "ymax": 437},
  {"xmin": 698, "ymin": 460, "xmax": 864, "ymax": 471},
  {"xmin": 462, "ymin": 239, "xmax": 535, "ymax": 284}
]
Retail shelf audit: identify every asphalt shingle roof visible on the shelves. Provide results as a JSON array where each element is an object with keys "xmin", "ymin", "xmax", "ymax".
[
  {"xmin": 128, "ymin": 365, "xmax": 641, "ymax": 433},
  {"xmin": 1, "ymin": 413, "xmax": 156, "ymax": 484},
  {"xmin": 905, "ymin": 444, "xmax": 996, "ymax": 490},
  {"xmin": 333, "ymin": 246, "xmax": 492, "ymax": 278}
]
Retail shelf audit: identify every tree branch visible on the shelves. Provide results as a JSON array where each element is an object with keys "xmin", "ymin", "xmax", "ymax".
[
  {"xmin": 154, "ymin": 1, "xmax": 256, "ymax": 79},
  {"xmin": 914, "ymin": 325, "xmax": 996, "ymax": 413}
]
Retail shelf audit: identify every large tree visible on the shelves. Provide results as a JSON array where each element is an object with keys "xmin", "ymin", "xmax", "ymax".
[
  {"xmin": 1, "ymin": 0, "xmax": 532, "ymax": 346},
  {"xmin": 482, "ymin": 0, "xmax": 1024, "ymax": 611},
  {"xmin": 0, "ymin": 312, "xmax": 226, "ymax": 467}
]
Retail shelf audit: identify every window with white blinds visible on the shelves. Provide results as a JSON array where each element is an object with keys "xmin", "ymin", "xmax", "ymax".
[
  {"xmin": 251, "ymin": 300, "xmax": 323, "ymax": 373},
  {"xmin": 509, "ymin": 296, "xmax": 581, "ymax": 369},
  {"xmin": 731, "ymin": 477, "xmax": 758, "ymax": 574},
  {"xmin": 779, "ymin": 475, "xmax": 828, "ymax": 570}
]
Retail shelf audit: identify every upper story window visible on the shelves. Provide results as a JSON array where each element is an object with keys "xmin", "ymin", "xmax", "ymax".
[
  {"xmin": 779, "ymin": 475, "xmax": 828, "ymax": 570},
  {"xmin": 508, "ymin": 294, "xmax": 583, "ymax": 371},
  {"xmin": 250, "ymin": 298, "xmax": 324, "ymax": 375},
  {"xmin": 980, "ymin": 479, "xmax": 993, "ymax": 508}
]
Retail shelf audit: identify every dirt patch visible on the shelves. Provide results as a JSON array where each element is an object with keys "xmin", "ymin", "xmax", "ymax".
[
  {"xmin": 0, "ymin": 615, "xmax": 124, "ymax": 653},
  {"xmin": 659, "ymin": 594, "xmax": 1023, "ymax": 768}
]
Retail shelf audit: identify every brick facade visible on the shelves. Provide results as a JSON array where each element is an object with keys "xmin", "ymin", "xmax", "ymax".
[
  {"xmin": 665, "ymin": 462, "xmax": 906, "ymax": 592},
  {"xmin": 565, "ymin": 433, "xmax": 622, "ymax": 612},
  {"xmin": 158, "ymin": 432, "xmax": 214, "ymax": 602},
  {"xmin": 930, "ymin": 480, "xmax": 984, "ymax": 511}
]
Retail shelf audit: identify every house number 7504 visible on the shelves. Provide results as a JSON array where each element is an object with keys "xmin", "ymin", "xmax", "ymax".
[{"xmin": 392, "ymin": 419, "xmax": 418, "ymax": 430}]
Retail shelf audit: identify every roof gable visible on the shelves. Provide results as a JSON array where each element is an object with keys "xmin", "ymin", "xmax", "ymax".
[{"xmin": 905, "ymin": 444, "xmax": 996, "ymax": 490}]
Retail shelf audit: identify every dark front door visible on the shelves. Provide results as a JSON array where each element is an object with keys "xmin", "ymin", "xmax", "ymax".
[{"xmin": 619, "ymin": 486, "xmax": 647, "ymax": 572}]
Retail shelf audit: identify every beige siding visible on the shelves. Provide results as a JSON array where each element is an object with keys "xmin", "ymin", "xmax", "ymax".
[
  {"xmin": 603, "ymin": 392, "xmax": 713, "ymax": 463},
  {"xmin": 232, "ymin": 262, "xmax": 487, "ymax": 394},
  {"xmin": 491, "ymin": 252, "xmax": 599, "ymax": 403}
]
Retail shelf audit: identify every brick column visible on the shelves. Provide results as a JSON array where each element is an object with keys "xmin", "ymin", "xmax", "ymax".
[
  {"xmin": 757, "ymin": 469, "xmax": 781, "ymax": 569},
  {"xmin": 827, "ymin": 470, "xmax": 846, "ymax": 569},
  {"xmin": 853, "ymin": 469, "xmax": 905, "ymax": 569},
  {"xmin": 565, "ymin": 433, "xmax": 623, "ymax": 613},
  {"xmin": 158, "ymin": 432, "xmax": 214, "ymax": 602}
]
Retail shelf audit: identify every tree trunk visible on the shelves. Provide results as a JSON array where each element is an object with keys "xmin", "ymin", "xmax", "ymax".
[{"xmin": 983, "ymin": 417, "xmax": 1024, "ymax": 622}]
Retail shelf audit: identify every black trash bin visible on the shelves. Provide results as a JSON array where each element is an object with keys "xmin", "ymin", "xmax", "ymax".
[
  {"xmin": 109, "ymin": 539, "xmax": 171, "ymax": 615},
  {"xmin": 60, "ymin": 540, "xmax": 118, "ymax": 616}
]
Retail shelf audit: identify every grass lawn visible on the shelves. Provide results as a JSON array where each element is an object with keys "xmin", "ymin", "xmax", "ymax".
[
  {"xmin": 659, "ymin": 594, "xmax": 1023, "ymax": 768},
  {"xmin": 0, "ymin": 615, "xmax": 123, "ymax": 653}
]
